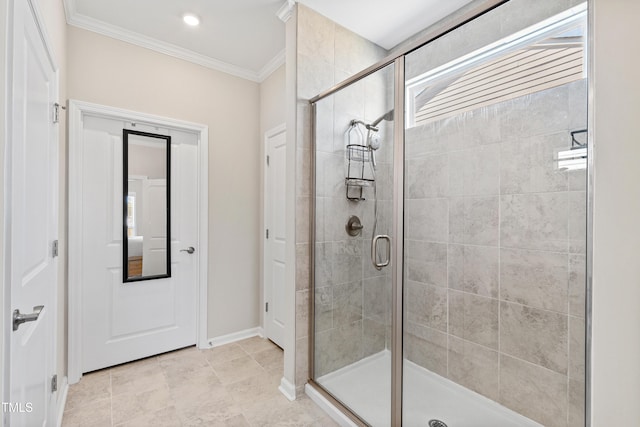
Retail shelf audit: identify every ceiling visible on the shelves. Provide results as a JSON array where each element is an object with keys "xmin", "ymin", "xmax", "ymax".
[{"xmin": 64, "ymin": 0, "xmax": 474, "ymax": 83}]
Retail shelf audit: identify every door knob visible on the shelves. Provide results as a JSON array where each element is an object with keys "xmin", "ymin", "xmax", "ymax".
[
  {"xmin": 180, "ymin": 246, "xmax": 195, "ymax": 254},
  {"xmin": 13, "ymin": 305, "xmax": 44, "ymax": 331}
]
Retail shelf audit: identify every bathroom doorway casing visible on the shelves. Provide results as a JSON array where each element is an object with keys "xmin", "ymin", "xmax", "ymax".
[{"xmin": 67, "ymin": 100, "xmax": 209, "ymax": 384}]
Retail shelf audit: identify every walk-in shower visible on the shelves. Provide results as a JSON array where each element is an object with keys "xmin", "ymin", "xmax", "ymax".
[{"xmin": 309, "ymin": 0, "xmax": 589, "ymax": 426}]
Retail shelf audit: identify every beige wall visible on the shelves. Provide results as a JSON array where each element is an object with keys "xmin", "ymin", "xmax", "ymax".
[
  {"xmin": 260, "ymin": 64, "xmax": 286, "ymax": 136},
  {"xmin": 67, "ymin": 26, "xmax": 262, "ymax": 339},
  {"xmin": 591, "ymin": 0, "xmax": 640, "ymax": 424}
]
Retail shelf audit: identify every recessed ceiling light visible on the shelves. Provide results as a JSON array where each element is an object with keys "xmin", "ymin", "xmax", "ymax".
[{"xmin": 183, "ymin": 14, "xmax": 200, "ymax": 27}]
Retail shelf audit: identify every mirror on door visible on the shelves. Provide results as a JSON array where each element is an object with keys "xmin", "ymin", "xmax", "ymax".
[{"xmin": 123, "ymin": 129, "xmax": 171, "ymax": 282}]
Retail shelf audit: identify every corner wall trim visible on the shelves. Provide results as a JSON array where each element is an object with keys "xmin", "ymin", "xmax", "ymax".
[
  {"xmin": 279, "ymin": 377, "xmax": 296, "ymax": 401},
  {"xmin": 206, "ymin": 327, "xmax": 265, "ymax": 349}
]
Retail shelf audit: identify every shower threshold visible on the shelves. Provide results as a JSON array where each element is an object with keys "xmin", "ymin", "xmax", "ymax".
[{"xmin": 313, "ymin": 350, "xmax": 542, "ymax": 427}]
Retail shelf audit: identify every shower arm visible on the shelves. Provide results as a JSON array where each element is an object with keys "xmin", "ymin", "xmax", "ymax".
[{"xmin": 350, "ymin": 119, "xmax": 379, "ymax": 133}]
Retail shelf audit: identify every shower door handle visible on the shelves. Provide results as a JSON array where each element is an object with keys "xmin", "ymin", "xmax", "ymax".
[{"xmin": 371, "ymin": 234, "xmax": 391, "ymax": 270}]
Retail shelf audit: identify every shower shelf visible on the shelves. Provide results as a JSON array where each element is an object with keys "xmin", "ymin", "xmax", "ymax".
[{"xmin": 345, "ymin": 144, "xmax": 374, "ymax": 201}]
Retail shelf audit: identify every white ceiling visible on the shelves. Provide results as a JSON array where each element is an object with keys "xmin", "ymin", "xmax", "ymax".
[
  {"xmin": 298, "ymin": 0, "xmax": 475, "ymax": 50},
  {"xmin": 64, "ymin": 0, "xmax": 474, "ymax": 82}
]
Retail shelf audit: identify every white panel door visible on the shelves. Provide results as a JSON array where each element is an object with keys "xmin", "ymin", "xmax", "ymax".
[
  {"xmin": 80, "ymin": 117, "xmax": 198, "ymax": 373},
  {"xmin": 264, "ymin": 127, "xmax": 287, "ymax": 347},
  {"xmin": 9, "ymin": 0, "xmax": 58, "ymax": 425}
]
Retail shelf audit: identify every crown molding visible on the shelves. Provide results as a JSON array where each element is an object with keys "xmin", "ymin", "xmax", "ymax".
[
  {"xmin": 258, "ymin": 49, "xmax": 286, "ymax": 82},
  {"xmin": 277, "ymin": 0, "xmax": 296, "ymax": 23},
  {"xmin": 63, "ymin": 0, "xmax": 270, "ymax": 82}
]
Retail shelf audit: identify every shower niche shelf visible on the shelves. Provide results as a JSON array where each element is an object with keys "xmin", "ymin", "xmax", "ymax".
[{"xmin": 345, "ymin": 143, "xmax": 374, "ymax": 201}]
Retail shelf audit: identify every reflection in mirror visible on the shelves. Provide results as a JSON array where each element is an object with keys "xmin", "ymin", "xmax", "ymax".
[{"xmin": 123, "ymin": 129, "xmax": 171, "ymax": 282}]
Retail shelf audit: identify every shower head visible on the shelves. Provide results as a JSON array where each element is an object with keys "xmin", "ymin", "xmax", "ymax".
[
  {"xmin": 368, "ymin": 132, "xmax": 381, "ymax": 150},
  {"xmin": 371, "ymin": 109, "xmax": 394, "ymax": 127}
]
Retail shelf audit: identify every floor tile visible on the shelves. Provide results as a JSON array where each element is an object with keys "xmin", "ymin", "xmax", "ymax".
[{"xmin": 63, "ymin": 339, "xmax": 328, "ymax": 427}]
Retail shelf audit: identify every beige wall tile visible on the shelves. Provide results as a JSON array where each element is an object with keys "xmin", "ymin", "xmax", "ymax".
[
  {"xmin": 406, "ymin": 153, "xmax": 449, "ymax": 199},
  {"xmin": 568, "ymin": 379, "xmax": 586, "ymax": 427},
  {"xmin": 569, "ymin": 190, "xmax": 587, "ymax": 254},
  {"xmin": 499, "ymin": 355, "xmax": 568, "ymax": 427},
  {"xmin": 295, "ymin": 243, "xmax": 310, "ymax": 291},
  {"xmin": 500, "ymin": 248, "xmax": 569, "ymax": 313},
  {"xmin": 449, "ymin": 196, "xmax": 499, "ymax": 246},
  {"xmin": 333, "ymin": 281, "xmax": 363, "ymax": 325},
  {"xmin": 500, "ymin": 193, "xmax": 569, "ymax": 252},
  {"xmin": 314, "ymin": 285, "xmax": 333, "ymax": 333},
  {"xmin": 568, "ymin": 254, "xmax": 586, "ymax": 318},
  {"xmin": 404, "ymin": 322, "xmax": 448, "ymax": 377},
  {"xmin": 406, "ymin": 281, "xmax": 448, "ymax": 332},
  {"xmin": 569, "ymin": 316, "xmax": 585, "ymax": 381},
  {"xmin": 500, "ymin": 302, "xmax": 568, "ymax": 374},
  {"xmin": 295, "ymin": 290, "xmax": 309, "ymax": 339},
  {"xmin": 363, "ymin": 276, "xmax": 391, "ymax": 325},
  {"xmin": 405, "ymin": 240, "xmax": 448, "ymax": 287},
  {"xmin": 500, "ymin": 132, "xmax": 568, "ymax": 195},
  {"xmin": 449, "ymin": 144, "xmax": 500, "ymax": 197},
  {"xmin": 297, "ymin": 5, "xmax": 335, "ymax": 64},
  {"xmin": 448, "ymin": 337, "xmax": 499, "ymax": 401},
  {"xmin": 448, "ymin": 244, "xmax": 499, "ymax": 298},
  {"xmin": 406, "ymin": 198, "xmax": 449, "ymax": 243},
  {"xmin": 449, "ymin": 290, "xmax": 499, "ymax": 349}
]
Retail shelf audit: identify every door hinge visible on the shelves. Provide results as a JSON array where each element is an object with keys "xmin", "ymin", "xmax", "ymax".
[
  {"xmin": 266, "ymin": 229, "xmax": 269, "ymax": 239},
  {"xmin": 52, "ymin": 240, "xmax": 59, "ymax": 258},
  {"xmin": 266, "ymin": 155, "xmax": 270, "ymax": 166},
  {"xmin": 53, "ymin": 103, "xmax": 65, "ymax": 124},
  {"xmin": 265, "ymin": 302, "xmax": 269, "ymax": 313},
  {"xmin": 51, "ymin": 375, "xmax": 57, "ymax": 393}
]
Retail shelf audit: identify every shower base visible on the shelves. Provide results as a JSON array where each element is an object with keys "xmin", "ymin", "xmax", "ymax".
[{"xmin": 313, "ymin": 350, "xmax": 541, "ymax": 427}]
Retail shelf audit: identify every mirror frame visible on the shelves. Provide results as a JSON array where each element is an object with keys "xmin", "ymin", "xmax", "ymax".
[{"xmin": 122, "ymin": 129, "xmax": 172, "ymax": 282}]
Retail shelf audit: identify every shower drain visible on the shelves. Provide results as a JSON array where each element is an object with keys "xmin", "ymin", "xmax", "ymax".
[{"xmin": 428, "ymin": 420, "xmax": 448, "ymax": 427}]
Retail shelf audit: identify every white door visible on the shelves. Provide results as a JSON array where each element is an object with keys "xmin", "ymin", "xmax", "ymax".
[
  {"xmin": 264, "ymin": 126, "xmax": 287, "ymax": 347},
  {"xmin": 8, "ymin": 0, "xmax": 59, "ymax": 425},
  {"xmin": 80, "ymin": 116, "xmax": 199, "ymax": 373}
]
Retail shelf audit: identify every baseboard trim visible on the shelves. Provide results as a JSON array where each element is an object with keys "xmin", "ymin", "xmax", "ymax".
[
  {"xmin": 56, "ymin": 376, "xmax": 69, "ymax": 427},
  {"xmin": 279, "ymin": 377, "xmax": 296, "ymax": 401},
  {"xmin": 205, "ymin": 327, "xmax": 264, "ymax": 348},
  {"xmin": 305, "ymin": 383, "xmax": 358, "ymax": 427}
]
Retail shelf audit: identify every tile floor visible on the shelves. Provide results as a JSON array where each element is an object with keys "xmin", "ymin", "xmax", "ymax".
[{"xmin": 62, "ymin": 337, "xmax": 339, "ymax": 427}]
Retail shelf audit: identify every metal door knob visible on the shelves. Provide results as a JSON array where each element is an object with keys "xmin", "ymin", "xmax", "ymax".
[
  {"xmin": 180, "ymin": 246, "xmax": 195, "ymax": 254},
  {"xmin": 13, "ymin": 305, "xmax": 44, "ymax": 331}
]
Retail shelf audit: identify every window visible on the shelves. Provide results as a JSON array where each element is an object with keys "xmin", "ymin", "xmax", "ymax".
[{"xmin": 406, "ymin": 5, "xmax": 587, "ymax": 128}]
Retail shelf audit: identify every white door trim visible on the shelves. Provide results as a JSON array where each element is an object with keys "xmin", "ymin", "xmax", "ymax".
[
  {"xmin": 262, "ymin": 123, "xmax": 286, "ymax": 342},
  {"xmin": 67, "ymin": 100, "xmax": 209, "ymax": 384}
]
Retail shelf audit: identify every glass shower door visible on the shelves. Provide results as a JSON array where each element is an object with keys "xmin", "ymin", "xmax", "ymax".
[
  {"xmin": 402, "ymin": 1, "xmax": 588, "ymax": 426},
  {"xmin": 312, "ymin": 62, "xmax": 396, "ymax": 427}
]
